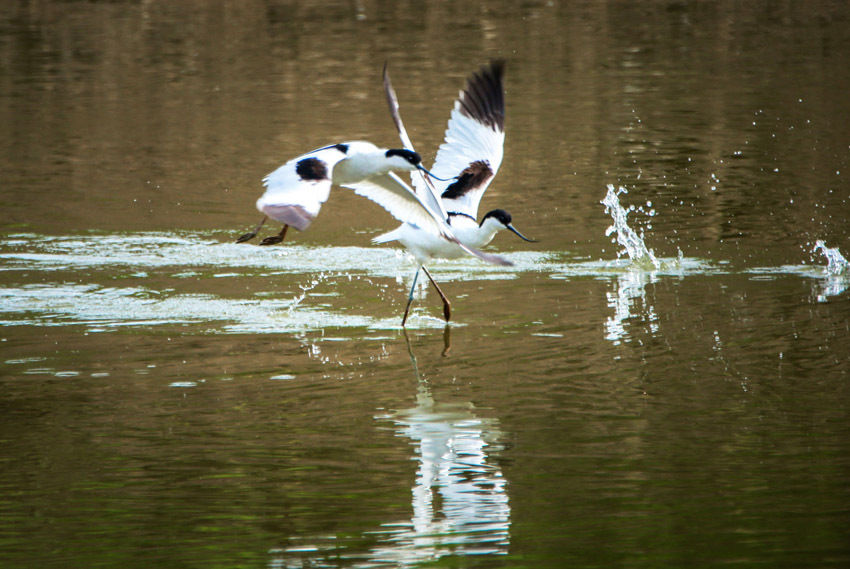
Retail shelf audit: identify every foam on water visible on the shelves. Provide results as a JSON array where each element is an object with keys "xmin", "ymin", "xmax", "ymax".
[
  {"xmin": 0, "ymin": 227, "xmax": 843, "ymax": 334},
  {"xmin": 0, "ymin": 232, "xmax": 554, "ymax": 280},
  {"xmin": 0, "ymin": 282, "xmax": 450, "ymax": 333}
]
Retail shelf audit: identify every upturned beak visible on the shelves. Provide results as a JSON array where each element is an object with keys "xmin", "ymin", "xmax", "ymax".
[
  {"xmin": 507, "ymin": 224, "xmax": 537, "ymax": 242},
  {"xmin": 417, "ymin": 165, "xmax": 453, "ymax": 182}
]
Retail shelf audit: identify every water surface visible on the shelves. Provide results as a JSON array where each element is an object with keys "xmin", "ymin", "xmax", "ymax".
[{"xmin": 1, "ymin": 2, "xmax": 849, "ymax": 568}]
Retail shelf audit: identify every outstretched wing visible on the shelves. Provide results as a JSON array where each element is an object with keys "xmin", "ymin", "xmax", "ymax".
[
  {"xmin": 342, "ymin": 172, "xmax": 512, "ymax": 266},
  {"xmin": 256, "ymin": 143, "xmax": 350, "ymax": 231},
  {"xmin": 382, "ymin": 64, "xmax": 449, "ymax": 223},
  {"xmin": 415, "ymin": 60, "xmax": 506, "ymax": 219},
  {"xmin": 343, "ymin": 171, "xmax": 443, "ymax": 236},
  {"xmin": 383, "ymin": 63, "xmax": 416, "ymax": 155}
]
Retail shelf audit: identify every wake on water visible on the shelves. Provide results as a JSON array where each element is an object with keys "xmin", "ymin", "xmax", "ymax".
[{"xmin": 0, "ymin": 185, "xmax": 846, "ymax": 333}]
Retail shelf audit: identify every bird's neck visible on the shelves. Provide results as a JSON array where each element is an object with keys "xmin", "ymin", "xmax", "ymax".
[
  {"xmin": 451, "ymin": 215, "xmax": 500, "ymax": 248},
  {"xmin": 334, "ymin": 152, "xmax": 391, "ymax": 184}
]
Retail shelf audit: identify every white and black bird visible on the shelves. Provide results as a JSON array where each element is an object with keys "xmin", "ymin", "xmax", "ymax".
[
  {"xmin": 237, "ymin": 61, "xmax": 534, "ymax": 325},
  {"xmin": 236, "ymin": 142, "xmax": 429, "ymax": 245},
  {"xmin": 379, "ymin": 60, "xmax": 535, "ymax": 325}
]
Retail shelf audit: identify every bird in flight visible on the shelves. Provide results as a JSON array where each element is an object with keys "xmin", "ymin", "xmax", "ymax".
[
  {"xmin": 236, "ymin": 61, "xmax": 534, "ymax": 325},
  {"xmin": 379, "ymin": 60, "xmax": 535, "ymax": 325},
  {"xmin": 236, "ymin": 142, "xmax": 428, "ymax": 245}
]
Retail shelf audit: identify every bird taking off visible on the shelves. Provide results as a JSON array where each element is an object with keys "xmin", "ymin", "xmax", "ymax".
[
  {"xmin": 236, "ymin": 142, "xmax": 427, "ymax": 245},
  {"xmin": 236, "ymin": 61, "xmax": 535, "ymax": 325},
  {"xmin": 378, "ymin": 60, "xmax": 536, "ymax": 325}
]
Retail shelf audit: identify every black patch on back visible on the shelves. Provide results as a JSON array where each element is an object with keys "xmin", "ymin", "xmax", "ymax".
[
  {"xmin": 295, "ymin": 157, "xmax": 328, "ymax": 181},
  {"xmin": 458, "ymin": 60, "xmax": 505, "ymax": 131},
  {"xmin": 447, "ymin": 211, "xmax": 477, "ymax": 225},
  {"xmin": 441, "ymin": 160, "xmax": 493, "ymax": 200},
  {"xmin": 333, "ymin": 143, "xmax": 349, "ymax": 154},
  {"xmin": 385, "ymin": 148, "xmax": 421, "ymax": 165}
]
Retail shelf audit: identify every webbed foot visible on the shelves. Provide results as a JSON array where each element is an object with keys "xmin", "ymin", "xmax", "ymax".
[{"xmin": 259, "ymin": 235, "xmax": 283, "ymax": 246}]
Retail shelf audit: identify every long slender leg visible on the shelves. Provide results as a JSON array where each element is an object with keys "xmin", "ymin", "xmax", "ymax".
[
  {"xmin": 259, "ymin": 224, "xmax": 289, "ymax": 246},
  {"xmin": 422, "ymin": 266, "xmax": 451, "ymax": 323},
  {"xmin": 236, "ymin": 216, "xmax": 268, "ymax": 243},
  {"xmin": 401, "ymin": 267, "xmax": 421, "ymax": 327},
  {"xmin": 442, "ymin": 324, "xmax": 451, "ymax": 357}
]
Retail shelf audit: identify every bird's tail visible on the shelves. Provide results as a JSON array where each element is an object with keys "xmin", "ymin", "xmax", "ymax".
[{"xmin": 372, "ymin": 227, "xmax": 401, "ymax": 244}]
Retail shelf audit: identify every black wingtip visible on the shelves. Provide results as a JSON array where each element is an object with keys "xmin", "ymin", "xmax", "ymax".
[{"xmin": 458, "ymin": 60, "xmax": 506, "ymax": 131}]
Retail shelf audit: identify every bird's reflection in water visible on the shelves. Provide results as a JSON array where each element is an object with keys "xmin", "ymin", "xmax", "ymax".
[
  {"xmin": 268, "ymin": 328, "xmax": 510, "ymax": 568},
  {"xmin": 380, "ymin": 330, "xmax": 510, "ymax": 555}
]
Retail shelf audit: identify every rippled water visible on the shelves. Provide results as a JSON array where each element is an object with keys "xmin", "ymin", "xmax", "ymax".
[
  {"xmin": 3, "ymin": 230, "xmax": 842, "ymax": 335},
  {"xmin": 2, "ymin": 2, "xmax": 850, "ymax": 568}
]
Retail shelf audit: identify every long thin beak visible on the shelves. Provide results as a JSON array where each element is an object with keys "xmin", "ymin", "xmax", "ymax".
[
  {"xmin": 417, "ymin": 165, "xmax": 453, "ymax": 182},
  {"xmin": 507, "ymin": 224, "xmax": 537, "ymax": 242}
]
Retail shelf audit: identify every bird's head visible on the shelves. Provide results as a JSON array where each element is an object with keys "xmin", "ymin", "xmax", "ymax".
[
  {"xmin": 385, "ymin": 148, "xmax": 422, "ymax": 170},
  {"xmin": 385, "ymin": 148, "xmax": 453, "ymax": 181},
  {"xmin": 481, "ymin": 209, "xmax": 537, "ymax": 242}
]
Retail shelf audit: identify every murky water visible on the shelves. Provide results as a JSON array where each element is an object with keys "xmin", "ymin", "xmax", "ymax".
[{"xmin": 2, "ymin": 2, "xmax": 849, "ymax": 568}]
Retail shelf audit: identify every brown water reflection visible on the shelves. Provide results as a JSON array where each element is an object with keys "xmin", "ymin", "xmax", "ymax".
[{"xmin": 2, "ymin": 1, "xmax": 850, "ymax": 568}]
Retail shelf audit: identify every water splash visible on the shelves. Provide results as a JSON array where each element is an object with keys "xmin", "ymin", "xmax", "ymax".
[
  {"xmin": 813, "ymin": 240, "xmax": 849, "ymax": 275},
  {"xmin": 810, "ymin": 240, "xmax": 849, "ymax": 302},
  {"xmin": 600, "ymin": 185, "xmax": 663, "ymax": 345},
  {"xmin": 601, "ymin": 185, "xmax": 660, "ymax": 270}
]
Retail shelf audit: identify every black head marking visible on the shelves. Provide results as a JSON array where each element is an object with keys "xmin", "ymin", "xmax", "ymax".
[
  {"xmin": 333, "ymin": 143, "xmax": 349, "ymax": 154},
  {"xmin": 295, "ymin": 157, "xmax": 329, "ymax": 181},
  {"xmin": 441, "ymin": 160, "xmax": 493, "ymax": 200},
  {"xmin": 481, "ymin": 208, "xmax": 512, "ymax": 227},
  {"xmin": 458, "ymin": 60, "xmax": 505, "ymax": 131},
  {"xmin": 385, "ymin": 148, "xmax": 421, "ymax": 165}
]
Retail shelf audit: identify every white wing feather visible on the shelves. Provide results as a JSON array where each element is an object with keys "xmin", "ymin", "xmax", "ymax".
[
  {"xmin": 413, "ymin": 63, "xmax": 506, "ymax": 218},
  {"xmin": 383, "ymin": 64, "xmax": 416, "ymax": 155},
  {"xmin": 256, "ymin": 145, "xmax": 349, "ymax": 230},
  {"xmin": 382, "ymin": 65, "xmax": 450, "ymax": 223},
  {"xmin": 378, "ymin": 62, "xmax": 512, "ymax": 266},
  {"xmin": 343, "ymin": 172, "xmax": 512, "ymax": 266},
  {"xmin": 341, "ymin": 171, "xmax": 443, "ymax": 236}
]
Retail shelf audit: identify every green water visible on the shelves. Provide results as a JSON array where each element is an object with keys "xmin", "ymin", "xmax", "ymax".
[{"xmin": 1, "ymin": 2, "xmax": 849, "ymax": 567}]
